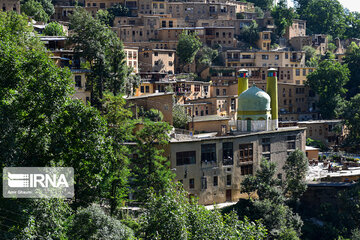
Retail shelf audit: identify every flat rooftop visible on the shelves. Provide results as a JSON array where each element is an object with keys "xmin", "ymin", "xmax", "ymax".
[
  {"xmin": 170, "ymin": 126, "xmax": 305, "ymax": 143},
  {"xmin": 307, "ymin": 162, "xmax": 360, "ymax": 182}
]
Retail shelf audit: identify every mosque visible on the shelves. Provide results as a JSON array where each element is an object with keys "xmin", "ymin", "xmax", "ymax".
[{"xmin": 237, "ymin": 68, "xmax": 279, "ymax": 132}]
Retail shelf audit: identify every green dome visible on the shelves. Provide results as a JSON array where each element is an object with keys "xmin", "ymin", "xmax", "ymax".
[{"xmin": 238, "ymin": 86, "xmax": 271, "ymax": 112}]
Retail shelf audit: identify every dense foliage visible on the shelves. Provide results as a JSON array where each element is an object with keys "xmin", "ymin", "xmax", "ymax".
[
  {"xmin": 176, "ymin": 31, "xmax": 202, "ymax": 72},
  {"xmin": 141, "ymin": 183, "xmax": 267, "ymax": 240},
  {"xmin": 69, "ymin": 8, "xmax": 127, "ymax": 108},
  {"xmin": 306, "ymin": 59, "xmax": 350, "ymax": 119},
  {"xmin": 43, "ymin": 21, "xmax": 65, "ymax": 36}
]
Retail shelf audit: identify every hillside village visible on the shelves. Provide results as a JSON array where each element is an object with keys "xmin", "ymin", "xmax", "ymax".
[{"xmin": 1, "ymin": 0, "xmax": 360, "ymax": 239}]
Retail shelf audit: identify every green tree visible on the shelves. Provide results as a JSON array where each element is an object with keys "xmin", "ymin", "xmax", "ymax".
[
  {"xmin": 343, "ymin": 11, "xmax": 360, "ymax": 39},
  {"xmin": 239, "ymin": 20, "xmax": 259, "ymax": 46},
  {"xmin": 96, "ymin": 9, "xmax": 113, "ymax": 26},
  {"xmin": 293, "ymin": 0, "xmax": 311, "ymax": 16},
  {"xmin": 123, "ymin": 70, "xmax": 140, "ymax": 97},
  {"xmin": 101, "ymin": 93, "xmax": 134, "ymax": 215},
  {"xmin": 34, "ymin": 0, "xmax": 54, "ymax": 17},
  {"xmin": 67, "ymin": 204, "xmax": 134, "ymax": 239},
  {"xmin": 176, "ymin": 31, "xmax": 202, "ymax": 72},
  {"xmin": 271, "ymin": 0, "xmax": 298, "ymax": 38},
  {"xmin": 21, "ymin": 0, "xmax": 49, "ymax": 22},
  {"xmin": 247, "ymin": 0, "xmax": 273, "ymax": 10},
  {"xmin": 131, "ymin": 121, "xmax": 174, "ymax": 202},
  {"xmin": 141, "ymin": 183, "xmax": 267, "ymax": 240},
  {"xmin": 306, "ymin": 59, "xmax": 350, "ymax": 119},
  {"xmin": 173, "ymin": 104, "xmax": 190, "ymax": 129},
  {"xmin": 69, "ymin": 8, "xmax": 127, "ymax": 108},
  {"xmin": 342, "ymin": 94, "xmax": 360, "ymax": 148},
  {"xmin": 283, "ymin": 149, "xmax": 308, "ymax": 203},
  {"xmin": 328, "ymin": 42, "xmax": 337, "ymax": 52},
  {"xmin": 195, "ymin": 46, "xmax": 218, "ymax": 77},
  {"xmin": 43, "ymin": 21, "xmax": 65, "ymax": 36},
  {"xmin": 19, "ymin": 199, "xmax": 72, "ymax": 239},
  {"xmin": 241, "ymin": 158, "xmax": 284, "ymax": 203},
  {"xmin": 302, "ymin": 45, "xmax": 319, "ymax": 67},
  {"xmin": 301, "ymin": 0, "xmax": 346, "ymax": 38},
  {"xmin": 225, "ymin": 198, "xmax": 302, "ymax": 239},
  {"xmin": 0, "ymin": 11, "xmax": 128, "ymax": 209},
  {"xmin": 108, "ymin": 3, "xmax": 130, "ymax": 17},
  {"xmin": 255, "ymin": 6, "xmax": 264, "ymax": 18},
  {"xmin": 344, "ymin": 43, "xmax": 360, "ymax": 98}
]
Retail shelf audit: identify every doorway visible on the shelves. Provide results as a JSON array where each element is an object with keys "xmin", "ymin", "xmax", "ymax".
[{"xmin": 226, "ymin": 189, "xmax": 232, "ymax": 202}]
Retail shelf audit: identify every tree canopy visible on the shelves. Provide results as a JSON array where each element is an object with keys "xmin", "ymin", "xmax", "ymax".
[
  {"xmin": 176, "ymin": 31, "xmax": 202, "ymax": 71},
  {"xmin": 43, "ymin": 21, "xmax": 65, "ymax": 36},
  {"xmin": 69, "ymin": 8, "xmax": 127, "ymax": 108},
  {"xmin": 246, "ymin": 0, "xmax": 273, "ymax": 11},
  {"xmin": 306, "ymin": 59, "xmax": 350, "ymax": 119},
  {"xmin": 271, "ymin": 0, "xmax": 298, "ymax": 38},
  {"xmin": 21, "ymin": 0, "xmax": 50, "ymax": 22},
  {"xmin": 300, "ymin": 0, "xmax": 346, "ymax": 38}
]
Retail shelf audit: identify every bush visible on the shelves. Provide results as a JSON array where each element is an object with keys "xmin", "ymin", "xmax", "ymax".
[
  {"xmin": 67, "ymin": 204, "xmax": 134, "ymax": 240},
  {"xmin": 43, "ymin": 22, "xmax": 65, "ymax": 36}
]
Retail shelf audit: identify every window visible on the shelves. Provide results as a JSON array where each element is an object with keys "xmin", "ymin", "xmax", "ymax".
[
  {"xmin": 216, "ymin": 89, "xmax": 220, "ymax": 96},
  {"xmin": 231, "ymin": 99, "xmax": 235, "ymax": 111},
  {"xmin": 241, "ymin": 165, "xmax": 253, "ymax": 175},
  {"xmin": 262, "ymin": 153, "xmax": 270, "ymax": 160},
  {"xmin": 287, "ymin": 142, "xmax": 296, "ymax": 149},
  {"xmin": 189, "ymin": 178, "xmax": 195, "ymax": 189},
  {"xmin": 223, "ymin": 89, "xmax": 226, "ymax": 95},
  {"xmin": 145, "ymin": 86, "xmax": 149, "ymax": 93},
  {"xmin": 287, "ymin": 135, "xmax": 296, "ymax": 141},
  {"xmin": 195, "ymin": 85, "xmax": 200, "ymax": 92},
  {"xmin": 201, "ymin": 144, "xmax": 216, "ymax": 163},
  {"xmin": 75, "ymin": 76, "xmax": 82, "ymax": 87},
  {"xmin": 239, "ymin": 144, "xmax": 253, "ymax": 162},
  {"xmin": 296, "ymin": 69, "xmax": 300, "ymax": 76},
  {"xmin": 303, "ymin": 69, "xmax": 306, "ymax": 76},
  {"xmin": 309, "ymin": 69, "xmax": 313, "ymax": 73},
  {"xmin": 201, "ymin": 177, "xmax": 207, "ymax": 189},
  {"xmin": 162, "ymin": 21, "xmax": 166, "ymax": 28},
  {"xmin": 100, "ymin": 3, "xmax": 105, "ymax": 8},
  {"xmin": 140, "ymin": 86, "xmax": 144, "ymax": 93},
  {"xmin": 275, "ymin": 55, "xmax": 279, "ymax": 60},
  {"xmin": 223, "ymin": 142, "xmax": 233, "ymax": 165},
  {"xmin": 169, "ymin": 61, "xmax": 173, "ymax": 66},
  {"xmin": 154, "ymin": 52, "xmax": 158, "ymax": 56},
  {"xmin": 226, "ymin": 175, "xmax": 231, "ymax": 186},
  {"xmin": 176, "ymin": 151, "xmax": 196, "ymax": 166},
  {"xmin": 262, "ymin": 138, "xmax": 270, "ymax": 152},
  {"xmin": 213, "ymin": 176, "xmax": 218, "ymax": 186},
  {"xmin": 262, "ymin": 55, "xmax": 269, "ymax": 60},
  {"xmin": 285, "ymin": 53, "xmax": 289, "ymax": 59}
]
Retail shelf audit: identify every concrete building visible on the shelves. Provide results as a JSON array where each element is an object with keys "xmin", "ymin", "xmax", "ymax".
[
  {"xmin": 256, "ymin": 31, "xmax": 271, "ymax": 51},
  {"xmin": 298, "ymin": 120, "xmax": 346, "ymax": 147},
  {"xmin": 124, "ymin": 47, "xmax": 139, "ymax": 73},
  {"xmin": 225, "ymin": 49, "xmax": 306, "ymax": 68},
  {"xmin": 188, "ymin": 115, "xmax": 231, "ymax": 135},
  {"xmin": 1, "ymin": 0, "xmax": 20, "ymax": 13},
  {"xmin": 138, "ymin": 48, "xmax": 175, "ymax": 74},
  {"xmin": 126, "ymin": 92, "xmax": 174, "ymax": 125},
  {"xmin": 168, "ymin": 127, "xmax": 306, "ymax": 205},
  {"xmin": 72, "ymin": 69, "xmax": 91, "ymax": 104}
]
